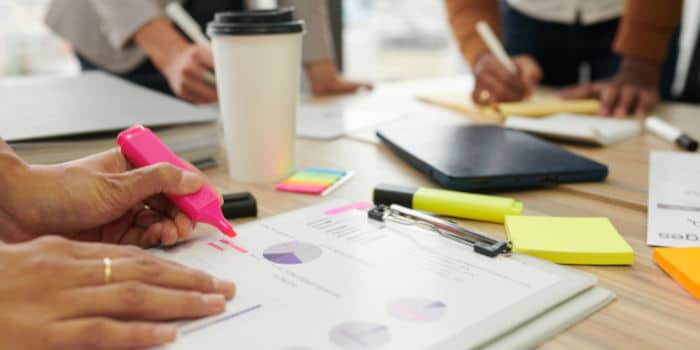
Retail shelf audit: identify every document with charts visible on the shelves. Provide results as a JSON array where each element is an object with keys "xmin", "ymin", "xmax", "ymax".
[
  {"xmin": 648, "ymin": 151, "xmax": 700, "ymax": 247},
  {"xmin": 151, "ymin": 201, "xmax": 604, "ymax": 349}
]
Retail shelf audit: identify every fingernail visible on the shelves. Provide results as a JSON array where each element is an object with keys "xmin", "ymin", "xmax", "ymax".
[
  {"xmin": 218, "ymin": 280, "xmax": 236, "ymax": 298},
  {"xmin": 153, "ymin": 325, "xmax": 177, "ymax": 342},
  {"xmin": 202, "ymin": 294, "xmax": 225, "ymax": 306},
  {"xmin": 180, "ymin": 172, "xmax": 202, "ymax": 190}
]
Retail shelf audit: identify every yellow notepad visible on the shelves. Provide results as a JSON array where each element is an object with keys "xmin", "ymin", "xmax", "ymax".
[{"xmin": 505, "ymin": 216, "xmax": 634, "ymax": 265}]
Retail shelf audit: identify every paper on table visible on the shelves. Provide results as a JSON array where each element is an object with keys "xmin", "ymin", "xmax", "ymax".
[
  {"xmin": 647, "ymin": 151, "xmax": 700, "ymax": 247},
  {"xmin": 148, "ymin": 201, "xmax": 598, "ymax": 349},
  {"xmin": 296, "ymin": 103, "xmax": 403, "ymax": 140},
  {"xmin": 504, "ymin": 114, "xmax": 641, "ymax": 146}
]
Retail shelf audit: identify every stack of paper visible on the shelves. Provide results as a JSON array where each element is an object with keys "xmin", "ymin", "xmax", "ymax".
[{"xmin": 10, "ymin": 122, "xmax": 219, "ymax": 166}]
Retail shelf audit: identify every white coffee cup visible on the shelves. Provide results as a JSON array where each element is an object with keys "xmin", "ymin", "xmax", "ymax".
[{"xmin": 208, "ymin": 8, "xmax": 304, "ymax": 183}]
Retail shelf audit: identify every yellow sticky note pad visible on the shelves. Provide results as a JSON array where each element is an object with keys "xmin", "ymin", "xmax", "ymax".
[
  {"xmin": 505, "ymin": 216, "xmax": 634, "ymax": 265},
  {"xmin": 653, "ymin": 248, "xmax": 700, "ymax": 301}
]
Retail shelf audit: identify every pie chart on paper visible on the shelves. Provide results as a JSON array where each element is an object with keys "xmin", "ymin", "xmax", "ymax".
[
  {"xmin": 329, "ymin": 321, "xmax": 391, "ymax": 349},
  {"xmin": 388, "ymin": 298, "xmax": 447, "ymax": 322},
  {"xmin": 263, "ymin": 241, "xmax": 322, "ymax": 265}
]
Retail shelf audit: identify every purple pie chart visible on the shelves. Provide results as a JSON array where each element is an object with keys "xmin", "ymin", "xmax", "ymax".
[{"xmin": 263, "ymin": 241, "xmax": 322, "ymax": 265}]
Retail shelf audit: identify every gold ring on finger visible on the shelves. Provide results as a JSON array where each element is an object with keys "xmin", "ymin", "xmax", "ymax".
[{"xmin": 103, "ymin": 257, "xmax": 112, "ymax": 285}]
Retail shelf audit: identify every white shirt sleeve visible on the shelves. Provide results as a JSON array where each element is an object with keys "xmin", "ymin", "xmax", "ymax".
[{"xmin": 89, "ymin": 0, "xmax": 166, "ymax": 50}]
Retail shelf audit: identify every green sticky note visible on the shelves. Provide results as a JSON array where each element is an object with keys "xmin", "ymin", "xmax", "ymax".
[{"xmin": 505, "ymin": 216, "xmax": 634, "ymax": 265}]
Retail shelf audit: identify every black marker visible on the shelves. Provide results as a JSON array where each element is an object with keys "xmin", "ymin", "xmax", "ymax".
[{"xmin": 646, "ymin": 116, "xmax": 698, "ymax": 152}]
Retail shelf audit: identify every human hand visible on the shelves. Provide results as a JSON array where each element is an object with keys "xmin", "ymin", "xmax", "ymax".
[
  {"xmin": 472, "ymin": 52, "xmax": 543, "ymax": 105},
  {"xmin": 161, "ymin": 44, "xmax": 218, "ymax": 104},
  {"xmin": 0, "ymin": 148, "xmax": 208, "ymax": 247},
  {"xmin": 306, "ymin": 59, "xmax": 373, "ymax": 96},
  {"xmin": 133, "ymin": 17, "xmax": 217, "ymax": 104},
  {"xmin": 0, "ymin": 236, "xmax": 235, "ymax": 350},
  {"xmin": 560, "ymin": 58, "xmax": 660, "ymax": 117}
]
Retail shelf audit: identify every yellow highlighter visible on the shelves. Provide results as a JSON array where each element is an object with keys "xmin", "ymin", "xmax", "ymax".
[{"xmin": 373, "ymin": 184, "xmax": 523, "ymax": 223}]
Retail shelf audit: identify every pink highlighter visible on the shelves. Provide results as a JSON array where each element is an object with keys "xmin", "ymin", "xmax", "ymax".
[{"xmin": 117, "ymin": 125, "xmax": 236, "ymax": 238}]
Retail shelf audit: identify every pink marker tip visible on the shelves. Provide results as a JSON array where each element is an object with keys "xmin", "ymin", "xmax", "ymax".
[{"xmin": 223, "ymin": 227, "xmax": 237, "ymax": 238}]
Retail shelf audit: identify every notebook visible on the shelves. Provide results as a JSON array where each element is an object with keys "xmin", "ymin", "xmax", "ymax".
[
  {"xmin": 653, "ymin": 247, "xmax": 700, "ymax": 300},
  {"xmin": 417, "ymin": 90, "xmax": 600, "ymax": 118},
  {"xmin": 376, "ymin": 124, "xmax": 609, "ymax": 191},
  {"xmin": 150, "ymin": 200, "xmax": 614, "ymax": 349},
  {"xmin": 505, "ymin": 216, "xmax": 634, "ymax": 265},
  {"xmin": 505, "ymin": 114, "xmax": 641, "ymax": 146}
]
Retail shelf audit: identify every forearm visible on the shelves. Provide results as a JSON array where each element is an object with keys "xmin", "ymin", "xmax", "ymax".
[
  {"xmin": 613, "ymin": 0, "xmax": 682, "ymax": 64},
  {"xmin": 133, "ymin": 17, "xmax": 190, "ymax": 73},
  {"xmin": 0, "ymin": 139, "xmax": 28, "ymax": 182},
  {"xmin": 445, "ymin": 0, "xmax": 501, "ymax": 66}
]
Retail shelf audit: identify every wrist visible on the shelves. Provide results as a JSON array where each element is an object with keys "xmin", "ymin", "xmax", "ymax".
[
  {"xmin": 0, "ymin": 150, "xmax": 32, "ymax": 242},
  {"xmin": 306, "ymin": 59, "xmax": 337, "ymax": 79},
  {"xmin": 619, "ymin": 57, "xmax": 660, "ymax": 86}
]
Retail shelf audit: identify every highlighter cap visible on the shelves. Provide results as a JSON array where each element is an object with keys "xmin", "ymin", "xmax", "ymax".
[
  {"xmin": 222, "ymin": 192, "xmax": 258, "ymax": 219},
  {"xmin": 373, "ymin": 183, "xmax": 417, "ymax": 207}
]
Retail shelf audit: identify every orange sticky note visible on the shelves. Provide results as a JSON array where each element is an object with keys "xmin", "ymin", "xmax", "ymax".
[{"xmin": 653, "ymin": 247, "xmax": 700, "ymax": 301}]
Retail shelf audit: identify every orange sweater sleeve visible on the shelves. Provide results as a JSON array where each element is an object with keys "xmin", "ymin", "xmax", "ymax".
[
  {"xmin": 613, "ymin": 0, "xmax": 682, "ymax": 64},
  {"xmin": 445, "ymin": 0, "xmax": 501, "ymax": 66}
]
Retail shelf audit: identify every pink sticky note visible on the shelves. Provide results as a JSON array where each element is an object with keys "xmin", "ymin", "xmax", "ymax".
[
  {"xmin": 324, "ymin": 201, "xmax": 373, "ymax": 216},
  {"xmin": 275, "ymin": 183, "xmax": 326, "ymax": 195}
]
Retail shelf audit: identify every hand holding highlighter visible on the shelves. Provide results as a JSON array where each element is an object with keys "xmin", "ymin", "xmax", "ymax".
[{"xmin": 117, "ymin": 125, "xmax": 236, "ymax": 238}]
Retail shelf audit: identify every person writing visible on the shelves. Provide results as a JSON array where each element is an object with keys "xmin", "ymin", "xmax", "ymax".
[
  {"xmin": 45, "ymin": 0, "xmax": 371, "ymax": 104},
  {"xmin": 445, "ymin": 0, "xmax": 682, "ymax": 117},
  {"xmin": 0, "ymin": 139, "xmax": 235, "ymax": 349}
]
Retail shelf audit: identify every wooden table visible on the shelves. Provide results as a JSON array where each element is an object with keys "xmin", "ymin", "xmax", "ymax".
[{"xmin": 205, "ymin": 78, "xmax": 700, "ymax": 349}]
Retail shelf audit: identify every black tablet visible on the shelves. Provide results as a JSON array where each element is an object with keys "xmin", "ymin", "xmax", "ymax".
[{"xmin": 377, "ymin": 125, "xmax": 608, "ymax": 191}]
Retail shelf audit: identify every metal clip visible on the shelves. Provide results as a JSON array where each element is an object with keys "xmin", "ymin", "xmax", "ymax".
[{"xmin": 368, "ymin": 204, "xmax": 512, "ymax": 258}]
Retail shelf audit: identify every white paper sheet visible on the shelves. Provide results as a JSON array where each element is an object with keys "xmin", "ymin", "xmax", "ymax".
[
  {"xmin": 647, "ymin": 151, "xmax": 700, "ymax": 247},
  {"xmin": 296, "ymin": 104, "xmax": 403, "ymax": 140},
  {"xmin": 150, "ymin": 201, "xmax": 580, "ymax": 349}
]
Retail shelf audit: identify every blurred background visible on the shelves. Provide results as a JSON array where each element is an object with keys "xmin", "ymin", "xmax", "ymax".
[{"xmin": 0, "ymin": 0, "xmax": 467, "ymax": 80}]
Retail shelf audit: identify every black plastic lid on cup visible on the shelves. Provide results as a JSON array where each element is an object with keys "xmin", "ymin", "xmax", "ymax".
[{"xmin": 207, "ymin": 7, "xmax": 304, "ymax": 36}]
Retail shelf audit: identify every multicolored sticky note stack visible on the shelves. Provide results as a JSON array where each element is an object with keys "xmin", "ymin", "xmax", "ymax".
[{"xmin": 275, "ymin": 168, "xmax": 353, "ymax": 196}]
